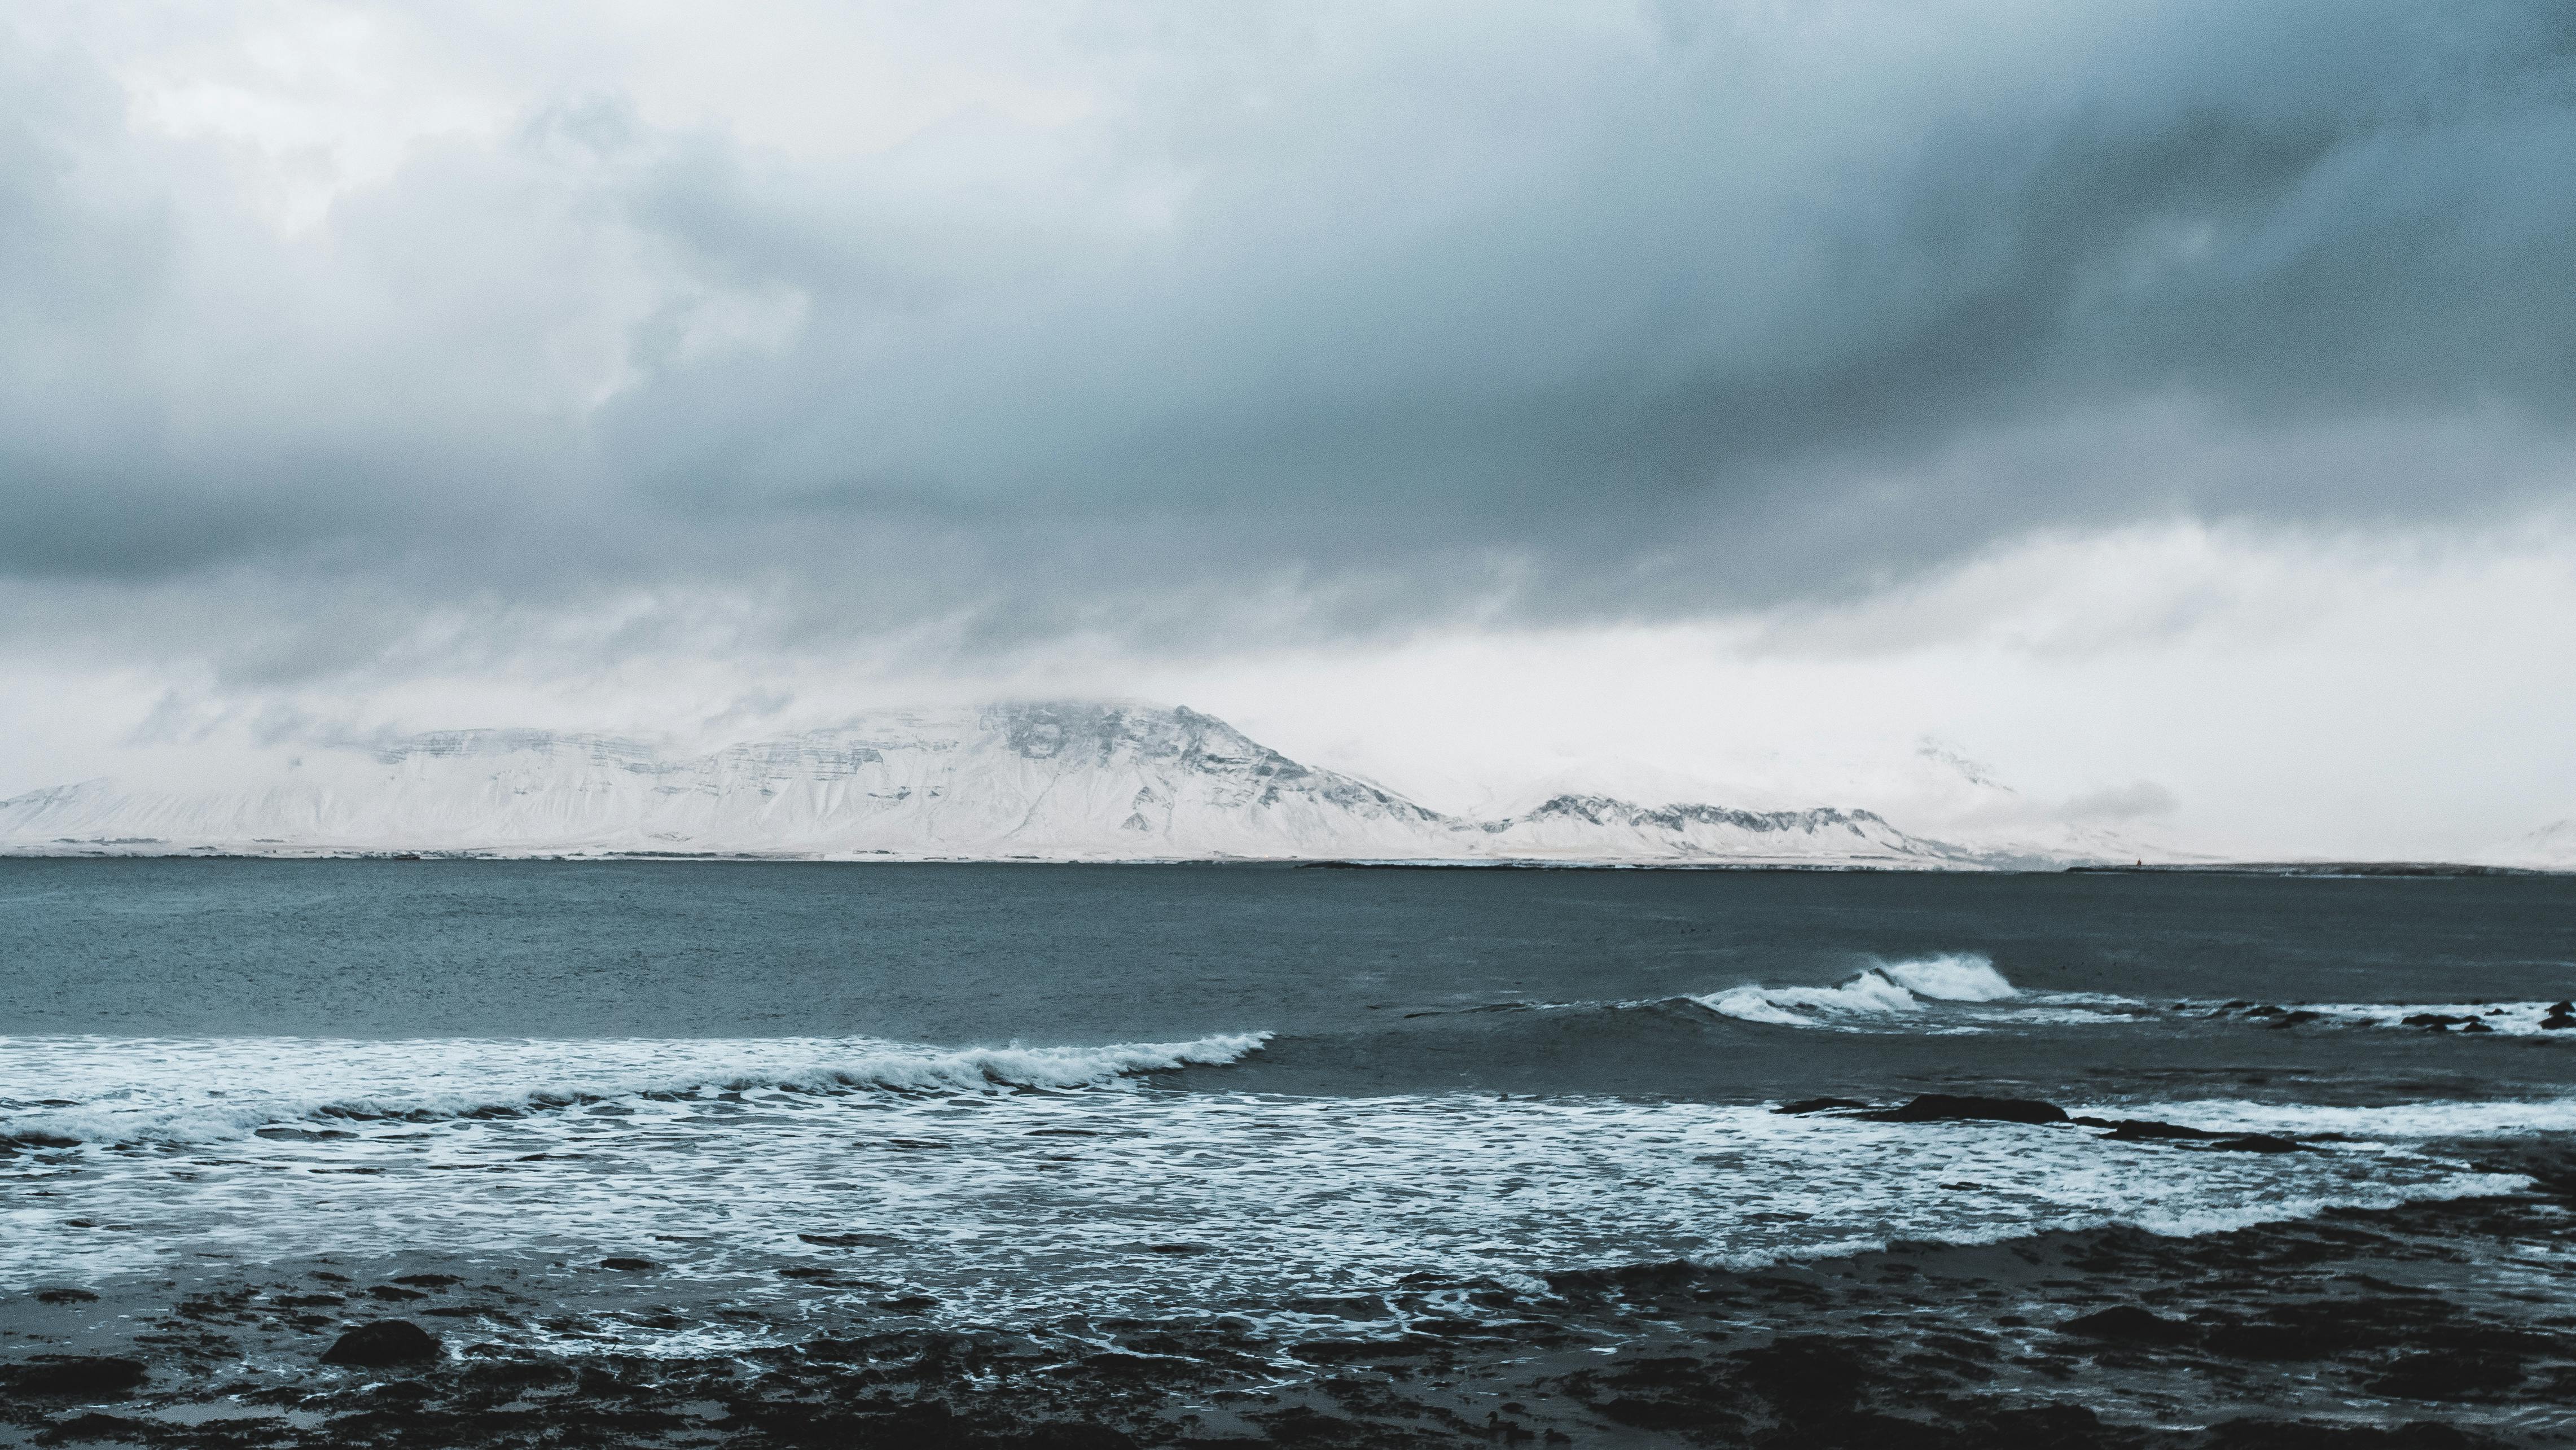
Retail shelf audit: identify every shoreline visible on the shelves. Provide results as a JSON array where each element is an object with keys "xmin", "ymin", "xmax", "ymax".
[{"xmin": 6, "ymin": 1137, "xmax": 2573, "ymax": 1449}]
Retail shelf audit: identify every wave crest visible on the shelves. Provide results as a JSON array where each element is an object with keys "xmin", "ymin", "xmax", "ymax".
[{"xmin": 1694, "ymin": 953, "xmax": 2018, "ymax": 1027}]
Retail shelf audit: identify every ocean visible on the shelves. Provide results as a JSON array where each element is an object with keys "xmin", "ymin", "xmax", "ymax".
[{"xmin": 3, "ymin": 859, "xmax": 2573, "ymax": 1447}]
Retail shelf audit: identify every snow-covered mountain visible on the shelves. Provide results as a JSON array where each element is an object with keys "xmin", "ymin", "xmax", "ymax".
[
  {"xmin": 0, "ymin": 702, "xmax": 2040, "ymax": 866},
  {"xmin": 2479, "ymin": 820, "xmax": 2576, "ymax": 871}
]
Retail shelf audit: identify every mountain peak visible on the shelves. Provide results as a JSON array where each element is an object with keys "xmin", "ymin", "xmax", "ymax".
[{"xmin": 2, "ymin": 701, "xmax": 2048, "ymax": 866}]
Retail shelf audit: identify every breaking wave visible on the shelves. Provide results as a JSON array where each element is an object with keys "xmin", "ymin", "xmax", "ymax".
[
  {"xmin": 0, "ymin": 1032, "xmax": 1271, "ymax": 1149},
  {"xmin": 1692, "ymin": 953, "xmax": 2081, "ymax": 1030}
]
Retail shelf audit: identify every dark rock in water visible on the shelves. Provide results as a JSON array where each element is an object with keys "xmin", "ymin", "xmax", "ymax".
[
  {"xmin": 2210, "ymin": 1134, "xmax": 2306, "ymax": 1154},
  {"xmin": 2264, "ymin": 1010, "xmax": 2324, "ymax": 1029},
  {"xmin": 2460, "ymin": 1020, "xmax": 2494, "ymax": 1033},
  {"xmin": 800, "ymin": 1232, "xmax": 904, "ymax": 1248},
  {"xmin": 0, "ymin": 1356, "xmax": 147, "ymax": 1400},
  {"xmin": 320, "ymin": 1320, "xmax": 442, "ymax": 1368},
  {"xmin": 2542, "ymin": 1005, "xmax": 2576, "ymax": 1031},
  {"xmin": 32, "ymin": 1287, "xmax": 99, "ymax": 1304},
  {"xmin": 599, "ymin": 1257, "xmax": 659, "ymax": 1271},
  {"xmin": 2369, "ymin": 1350, "xmax": 2524, "ymax": 1399},
  {"xmin": 1975, "ymin": 1404, "xmax": 2107, "ymax": 1448},
  {"xmin": 2202, "ymin": 1416, "xmax": 2497, "ymax": 1447},
  {"xmin": 42, "ymin": 1413, "xmax": 152, "ymax": 1442},
  {"xmin": 2402, "ymin": 1013, "xmax": 2474, "ymax": 1028},
  {"xmin": 2061, "ymin": 1307, "xmax": 2196, "ymax": 1344},
  {"xmin": 1730, "ymin": 1335, "xmax": 1873, "ymax": 1413},
  {"xmin": 464, "ymin": 1360, "xmax": 577, "ymax": 1393},
  {"xmin": 1773, "ymin": 1097, "xmax": 1870, "ymax": 1115},
  {"xmin": 2081, "ymin": 1118, "xmax": 2232, "ymax": 1142},
  {"xmin": 1010, "ymin": 1425, "xmax": 1140, "ymax": 1450},
  {"xmin": 1866, "ymin": 1095, "xmax": 2067, "ymax": 1126}
]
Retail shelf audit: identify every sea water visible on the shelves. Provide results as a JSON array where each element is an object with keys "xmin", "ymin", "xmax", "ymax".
[{"xmin": 3, "ymin": 860, "xmax": 2570, "ymax": 1355}]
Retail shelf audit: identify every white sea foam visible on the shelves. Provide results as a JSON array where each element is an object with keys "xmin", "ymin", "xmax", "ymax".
[
  {"xmin": 0, "ymin": 1032, "xmax": 1271, "ymax": 1148},
  {"xmin": 1692, "ymin": 953, "xmax": 2065, "ymax": 1029},
  {"xmin": 7, "ymin": 1032, "xmax": 2562, "ymax": 1331},
  {"xmin": 1876, "ymin": 954, "xmax": 2018, "ymax": 1002},
  {"xmin": 2198, "ymin": 1000, "xmax": 2576, "ymax": 1038},
  {"xmin": 2066, "ymin": 1094, "xmax": 2576, "ymax": 1141}
]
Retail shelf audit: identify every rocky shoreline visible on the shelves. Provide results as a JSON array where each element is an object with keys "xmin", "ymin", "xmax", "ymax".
[{"xmin": 5, "ymin": 1131, "xmax": 2571, "ymax": 1449}]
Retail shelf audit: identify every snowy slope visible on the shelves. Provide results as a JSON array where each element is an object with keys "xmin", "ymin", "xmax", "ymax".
[
  {"xmin": 2478, "ymin": 820, "xmax": 2576, "ymax": 871},
  {"xmin": 1462, "ymin": 795, "xmax": 1986, "ymax": 867},
  {"xmin": 0, "ymin": 702, "xmax": 2029, "ymax": 866}
]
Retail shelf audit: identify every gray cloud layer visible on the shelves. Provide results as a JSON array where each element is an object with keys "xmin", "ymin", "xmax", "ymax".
[{"xmin": 5, "ymin": 1, "xmax": 2573, "ymax": 666}]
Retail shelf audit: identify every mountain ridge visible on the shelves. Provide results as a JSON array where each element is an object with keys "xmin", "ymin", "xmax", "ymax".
[{"xmin": 0, "ymin": 702, "xmax": 2063, "ymax": 868}]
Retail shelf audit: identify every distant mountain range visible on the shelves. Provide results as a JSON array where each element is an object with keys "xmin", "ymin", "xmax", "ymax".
[{"xmin": 2, "ymin": 702, "xmax": 2098, "ymax": 867}]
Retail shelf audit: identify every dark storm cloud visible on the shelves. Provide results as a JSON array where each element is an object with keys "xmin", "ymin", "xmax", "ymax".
[{"xmin": 4, "ymin": 0, "xmax": 2573, "ymax": 659}]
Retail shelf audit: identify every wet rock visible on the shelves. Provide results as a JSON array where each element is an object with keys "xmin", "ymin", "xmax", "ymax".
[
  {"xmin": 5, "ymin": 1131, "xmax": 82, "ymax": 1149},
  {"xmin": 2542, "ymin": 1002, "xmax": 2576, "ymax": 1031},
  {"xmin": 1774, "ymin": 1097, "xmax": 1870, "ymax": 1115},
  {"xmin": 2208, "ymin": 1134, "xmax": 2307, "ymax": 1154},
  {"xmin": 2205, "ymin": 1417, "xmax": 2503, "ymax": 1448},
  {"xmin": 1866, "ymin": 1095, "xmax": 2068, "ymax": 1126},
  {"xmin": 463, "ymin": 1359, "xmax": 576, "ymax": 1392},
  {"xmin": 2369, "ymin": 1351, "xmax": 2524, "ymax": 1399},
  {"xmin": 1976, "ymin": 1404, "xmax": 2109, "ymax": 1449},
  {"xmin": 1593, "ymin": 1395, "xmax": 1709, "ymax": 1430},
  {"xmin": 2078, "ymin": 1118, "xmax": 2231, "ymax": 1142},
  {"xmin": 320, "ymin": 1320, "xmax": 442, "ymax": 1368},
  {"xmin": 2061, "ymin": 1307, "xmax": 2196, "ymax": 1345},
  {"xmin": 30, "ymin": 1289, "xmax": 99, "ymax": 1305},
  {"xmin": 1005, "ymin": 1426, "xmax": 1140, "ymax": 1450},
  {"xmin": 1730, "ymin": 1335, "xmax": 1873, "ymax": 1414},
  {"xmin": 36, "ymin": 1412, "xmax": 153, "ymax": 1441},
  {"xmin": 1286, "ymin": 1335, "xmax": 1438, "ymax": 1363},
  {"xmin": 1253, "ymin": 1406, "xmax": 1372, "ymax": 1443},
  {"xmin": 0, "ymin": 1357, "xmax": 147, "ymax": 1400},
  {"xmin": 599, "ymin": 1257, "xmax": 659, "ymax": 1271}
]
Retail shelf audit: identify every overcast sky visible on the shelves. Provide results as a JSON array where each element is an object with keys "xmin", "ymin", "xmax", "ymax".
[{"xmin": 3, "ymin": 0, "xmax": 2571, "ymax": 858}]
